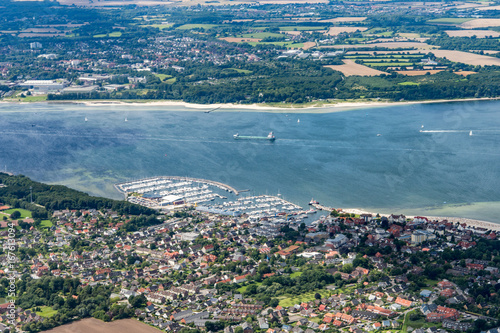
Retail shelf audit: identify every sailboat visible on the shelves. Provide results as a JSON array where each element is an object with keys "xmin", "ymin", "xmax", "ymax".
[
  {"xmin": 85, "ymin": 117, "xmax": 88, "ymax": 122},
  {"xmin": 297, "ymin": 119, "xmax": 300, "ymax": 124},
  {"xmin": 469, "ymin": 130, "xmax": 473, "ymax": 136},
  {"xmin": 125, "ymin": 117, "xmax": 128, "ymax": 122}
]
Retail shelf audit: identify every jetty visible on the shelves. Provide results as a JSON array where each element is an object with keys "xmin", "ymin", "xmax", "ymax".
[
  {"xmin": 311, "ymin": 203, "xmax": 334, "ymax": 212},
  {"xmin": 115, "ymin": 176, "xmax": 240, "ymax": 196}
]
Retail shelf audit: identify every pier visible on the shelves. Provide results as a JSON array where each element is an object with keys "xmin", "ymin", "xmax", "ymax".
[
  {"xmin": 115, "ymin": 176, "xmax": 240, "ymax": 196},
  {"xmin": 312, "ymin": 203, "xmax": 334, "ymax": 212}
]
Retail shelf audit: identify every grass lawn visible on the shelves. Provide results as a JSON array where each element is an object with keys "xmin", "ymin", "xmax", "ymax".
[
  {"xmin": 246, "ymin": 41, "xmax": 304, "ymax": 48},
  {"xmin": 424, "ymin": 279, "xmax": 439, "ymax": 286},
  {"xmin": 176, "ymin": 24, "xmax": 218, "ymax": 30},
  {"xmin": 226, "ymin": 68, "xmax": 252, "ymax": 74},
  {"xmin": 3, "ymin": 208, "xmax": 32, "ymax": 219},
  {"xmin": 289, "ymin": 271, "xmax": 303, "ymax": 278},
  {"xmin": 154, "ymin": 74, "xmax": 173, "ymax": 81},
  {"xmin": 40, "ymin": 220, "xmax": 53, "ymax": 228},
  {"xmin": 365, "ymin": 62, "xmax": 413, "ymax": 67},
  {"xmin": 278, "ymin": 289, "xmax": 331, "ymax": 307},
  {"xmin": 398, "ymin": 81, "xmax": 420, "ymax": 85},
  {"xmin": 240, "ymin": 32, "xmax": 283, "ymax": 39},
  {"xmin": 279, "ymin": 26, "xmax": 326, "ymax": 31},
  {"xmin": 237, "ymin": 282, "xmax": 262, "ymax": 293},
  {"xmin": 165, "ymin": 77, "xmax": 177, "ymax": 84},
  {"xmin": 94, "ymin": 31, "xmax": 122, "ymax": 38},
  {"xmin": 35, "ymin": 306, "xmax": 58, "ymax": 318},
  {"xmin": 427, "ymin": 18, "xmax": 474, "ymax": 24},
  {"xmin": 20, "ymin": 95, "xmax": 48, "ymax": 102},
  {"xmin": 141, "ymin": 24, "xmax": 172, "ymax": 30},
  {"xmin": 356, "ymin": 58, "xmax": 415, "ymax": 62}
]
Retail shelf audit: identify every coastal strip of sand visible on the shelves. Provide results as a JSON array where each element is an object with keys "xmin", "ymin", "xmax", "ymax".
[
  {"xmin": 1, "ymin": 97, "xmax": 499, "ymax": 113},
  {"xmin": 341, "ymin": 208, "xmax": 500, "ymax": 231}
]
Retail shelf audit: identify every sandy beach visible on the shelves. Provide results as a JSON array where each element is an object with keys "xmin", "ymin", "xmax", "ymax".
[
  {"xmin": 1, "ymin": 97, "xmax": 499, "ymax": 113},
  {"xmin": 341, "ymin": 208, "xmax": 500, "ymax": 231}
]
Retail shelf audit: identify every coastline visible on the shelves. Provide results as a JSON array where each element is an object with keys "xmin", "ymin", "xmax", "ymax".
[
  {"xmin": 341, "ymin": 208, "xmax": 500, "ymax": 231},
  {"xmin": 1, "ymin": 96, "xmax": 499, "ymax": 113}
]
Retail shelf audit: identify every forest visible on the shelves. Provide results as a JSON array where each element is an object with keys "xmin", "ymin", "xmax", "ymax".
[{"xmin": 0, "ymin": 173, "xmax": 155, "ymax": 215}]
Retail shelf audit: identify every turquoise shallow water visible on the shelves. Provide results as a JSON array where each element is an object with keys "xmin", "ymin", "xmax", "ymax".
[{"xmin": 0, "ymin": 101, "xmax": 500, "ymax": 222}]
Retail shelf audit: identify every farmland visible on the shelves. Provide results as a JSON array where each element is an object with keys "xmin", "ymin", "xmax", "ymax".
[
  {"xmin": 445, "ymin": 29, "xmax": 500, "ymax": 38},
  {"xmin": 42, "ymin": 318, "xmax": 162, "ymax": 333},
  {"xmin": 460, "ymin": 18, "xmax": 500, "ymax": 28},
  {"xmin": 325, "ymin": 60, "xmax": 388, "ymax": 76}
]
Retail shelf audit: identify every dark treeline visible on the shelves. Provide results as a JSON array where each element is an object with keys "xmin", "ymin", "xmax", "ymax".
[
  {"xmin": 11, "ymin": 275, "xmax": 133, "ymax": 332},
  {"xmin": 49, "ymin": 68, "xmax": 500, "ymax": 104},
  {"xmin": 0, "ymin": 173, "xmax": 155, "ymax": 215},
  {"xmin": 429, "ymin": 35, "xmax": 500, "ymax": 51}
]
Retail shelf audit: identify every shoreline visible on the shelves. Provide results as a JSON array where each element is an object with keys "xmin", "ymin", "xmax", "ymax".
[
  {"xmin": 341, "ymin": 208, "xmax": 500, "ymax": 231},
  {"xmin": 1, "ymin": 97, "xmax": 499, "ymax": 113}
]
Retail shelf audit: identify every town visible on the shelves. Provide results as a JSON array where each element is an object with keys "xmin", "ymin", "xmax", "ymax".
[
  {"xmin": 2, "ymin": 0, "xmax": 500, "ymax": 105},
  {"xmin": 1, "ymin": 173, "xmax": 500, "ymax": 333}
]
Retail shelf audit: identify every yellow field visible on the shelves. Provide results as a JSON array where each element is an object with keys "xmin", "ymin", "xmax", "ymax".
[
  {"xmin": 460, "ymin": 18, "xmax": 500, "ymax": 28},
  {"xmin": 431, "ymin": 49, "xmax": 500, "ymax": 66},
  {"xmin": 302, "ymin": 42, "xmax": 316, "ymax": 50},
  {"xmin": 325, "ymin": 27, "xmax": 368, "ymax": 36},
  {"xmin": 219, "ymin": 37, "xmax": 262, "ymax": 42},
  {"xmin": 320, "ymin": 17, "xmax": 367, "ymax": 23},
  {"xmin": 325, "ymin": 60, "xmax": 387, "ymax": 76},
  {"xmin": 321, "ymin": 41, "xmax": 436, "ymax": 50},
  {"xmin": 445, "ymin": 29, "xmax": 500, "ymax": 37},
  {"xmin": 396, "ymin": 70, "xmax": 444, "ymax": 76},
  {"xmin": 42, "ymin": 318, "xmax": 162, "ymax": 333}
]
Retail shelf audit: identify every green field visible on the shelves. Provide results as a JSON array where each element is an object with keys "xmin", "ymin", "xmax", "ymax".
[
  {"xmin": 165, "ymin": 77, "xmax": 177, "ymax": 84},
  {"xmin": 176, "ymin": 24, "xmax": 218, "ymax": 30},
  {"xmin": 141, "ymin": 24, "xmax": 173, "ymax": 30},
  {"xmin": 40, "ymin": 220, "xmax": 53, "ymax": 228},
  {"xmin": 240, "ymin": 32, "xmax": 284, "ymax": 39},
  {"xmin": 427, "ymin": 18, "xmax": 474, "ymax": 24},
  {"xmin": 365, "ymin": 62, "xmax": 413, "ymax": 67},
  {"xmin": 247, "ymin": 41, "xmax": 303, "ymax": 48},
  {"xmin": 94, "ymin": 31, "xmax": 122, "ymax": 38},
  {"xmin": 278, "ymin": 289, "xmax": 331, "ymax": 307},
  {"xmin": 279, "ymin": 26, "xmax": 326, "ymax": 31},
  {"xmin": 4, "ymin": 94, "xmax": 48, "ymax": 102},
  {"xmin": 35, "ymin": 306, "xmax": 58, "ymax": 318},
  {"xmin": 154, "ymin": 74, "xmax": 173, "ymax": 81},
  {"xmin": 289, "ymin": 271, "xmax": 303, "ymax": 278},
  {"xmin": 3, "ymin": 208, "xmax": 32, "ymax": 219},
  {"xmin": 226, "ymin": 68, "xmax": 252, "ymax": 74},
  {"xmin": 398, "ymin": 81, "xmax": 420, "ymax": 86},
  {"xmin": 237, "ymin": 282, "xmax": 262, "ymax": 293},
  {"xmin": 354, "ymin": 58, "xmax": 416, "ymax": 62}
]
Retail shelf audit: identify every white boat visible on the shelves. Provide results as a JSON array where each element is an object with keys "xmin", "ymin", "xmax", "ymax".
[
  {"xmin": 297, "ymin": 119, "xmax": 300, "ymax": 123},
  {"xmin": 85, "ymin": 117, "xmax": 88, "ymax": 122},
  {"xmin": 469, "ymin": 131, "xmax": 473, "ymax": 136}
]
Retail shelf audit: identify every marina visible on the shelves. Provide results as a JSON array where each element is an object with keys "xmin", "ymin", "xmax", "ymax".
[{"xmin": 115, "ymin": 176, "xmax": 312, "ymax": 218}]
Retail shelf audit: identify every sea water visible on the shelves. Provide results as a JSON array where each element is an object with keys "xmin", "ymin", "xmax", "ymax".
[{"xmin": 0, "ymin": 100, "xmax": 499, "ymax": 222}]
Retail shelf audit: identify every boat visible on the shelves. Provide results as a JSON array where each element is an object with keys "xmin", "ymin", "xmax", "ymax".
[
  {"xmin": 377, "ymin": 134, "xmax": 382, "ymax": 137},
  {"xmin": 469, "ymin": 130, "xmax": 473, "ymax": 136},
  {"xmin": 125, "ymin": 117, "xmax": 128, "ymax": 122},
  {"xmin": 297, "ymin": 119, "xmax": 300, "ymax": 123},
  {"xmin": 306, "ymin": 209, "xmax": 316, "ymax": 214},
  {"xmin": 309, "ymin": 198, "xmax": 319, "ymax": 205},
  {"xmin": 233, "ymin": 131, "xmax": 276, "ymax": 141},
  {"xmin": 85, "ymin": 117, "xmax": 88, "ymax": 122}
]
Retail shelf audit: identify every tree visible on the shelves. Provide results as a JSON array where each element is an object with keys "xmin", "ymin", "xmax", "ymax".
[
  {"xmin": 315, "ymin": 293, "xmax": 321, "ymax": 300},
  {"xmin": 129, "ymin": 294, "xmax": 147, "ymax": 308},
  {"xmin": 10, "ymin": 210, "xmax": 21, "ymax": 219}
]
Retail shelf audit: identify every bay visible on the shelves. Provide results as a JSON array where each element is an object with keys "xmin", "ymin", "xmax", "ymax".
[{"xmin": 1, "ymin": 100, "xmax": 499, "ymax": 222}]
